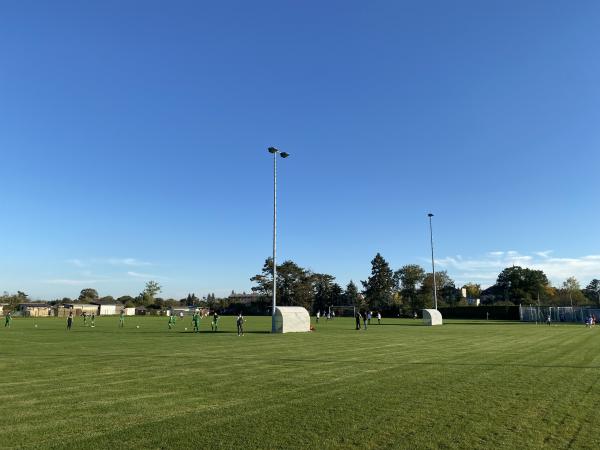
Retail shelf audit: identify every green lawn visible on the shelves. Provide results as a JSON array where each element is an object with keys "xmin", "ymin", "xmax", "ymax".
[{"xmin": 1, "ymin": 316, "xmax": 599, "ymax": 449}]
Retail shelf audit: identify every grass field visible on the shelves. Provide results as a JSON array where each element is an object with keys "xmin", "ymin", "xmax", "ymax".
[{"xmin": 1, "ymin": 315, "xmax": 599, "ymax": 449}]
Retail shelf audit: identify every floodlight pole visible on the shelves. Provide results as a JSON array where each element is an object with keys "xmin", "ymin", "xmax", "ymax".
[
  {"xmin": 268, "ymin": 147, "xmax": 289, "ymax": 333},
  {"xmin": 428, "ymin": 213, "xmax": 438, "ymax": 310}
]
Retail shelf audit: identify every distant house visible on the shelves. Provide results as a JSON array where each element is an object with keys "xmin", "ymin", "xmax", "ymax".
[
  {"xmin": 19, "ymin": 303, "xmax": 53, "ymax": 317},
  {"xmin": 228, "ymin": 291, "xmax": 261, "ymax": 305},
  {"xmin": 124, "ymin": 307, "xmax": 136, "ymax": 316},
  {"xmin": 56, "ymin": 304, "xmax": 99, "ymax": 317},
  {"xmin": 134, "ymin": 306, "xmax": 148, "ymax": 315},
  {"xmin": 91, "ymin": 301, "xmax": 123, "ymax": 316}
]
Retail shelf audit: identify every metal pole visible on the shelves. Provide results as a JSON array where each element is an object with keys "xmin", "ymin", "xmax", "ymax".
[
  {"xmin": 428, "ymin": 214, "xmax": 438, "ymax": 310},
  {"xmin": 272, "ymin": 151, "xmax": 277, "ymax": 333}
]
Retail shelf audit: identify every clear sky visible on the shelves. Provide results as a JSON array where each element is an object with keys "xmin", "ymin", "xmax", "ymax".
[{"xmin": 1, "ymin": 0, "xmax": 599, "ymax": 300}]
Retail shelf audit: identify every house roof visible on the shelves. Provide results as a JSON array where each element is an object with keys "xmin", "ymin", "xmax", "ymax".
[
  {"xmin": 91, "ymin": 301, "xmax": 123, "ymax": 306},
  {"xmin": 19, "ymin": 303, "xmax": 51, "ymax": 307}
]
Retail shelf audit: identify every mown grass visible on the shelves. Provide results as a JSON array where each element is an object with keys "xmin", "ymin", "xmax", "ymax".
[{"xmin": 1, "ymin": 315, "xmax": 599, "ymax": 449}]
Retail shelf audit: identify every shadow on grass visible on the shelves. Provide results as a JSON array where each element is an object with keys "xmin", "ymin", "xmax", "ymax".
[{"xmin": 177, "ymin": 330, "xmax": 271, "ymax": 334}]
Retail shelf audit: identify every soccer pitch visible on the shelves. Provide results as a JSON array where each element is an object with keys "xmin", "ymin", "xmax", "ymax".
[{"xmin": 2, "ymin": 316, "xmax": 599, "ymax": 449}]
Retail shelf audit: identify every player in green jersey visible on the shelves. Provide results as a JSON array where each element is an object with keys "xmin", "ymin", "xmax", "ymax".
[{"xmin": 192, "ymin": 311, "xmax": 200, "ymax": 333}]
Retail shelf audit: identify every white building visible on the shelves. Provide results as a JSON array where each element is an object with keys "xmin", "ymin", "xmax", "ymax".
[{"xmin": 92, "ymin": 302, "xmax": 123, "ymax": 316}]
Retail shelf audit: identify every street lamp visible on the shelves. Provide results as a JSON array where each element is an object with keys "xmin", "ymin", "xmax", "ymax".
[
  {"xmin": 268, "ymin": 147, "xmax": 289, "ymax": 333},
  {"xmin": 427, "ymin": 213, "xmax": 438, "ymax": 310}
]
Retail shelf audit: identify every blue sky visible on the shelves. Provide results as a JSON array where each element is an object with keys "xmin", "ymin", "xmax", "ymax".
[{"xmin": 1, "ymin": 0, "xmax": 599, "ymax": 299}]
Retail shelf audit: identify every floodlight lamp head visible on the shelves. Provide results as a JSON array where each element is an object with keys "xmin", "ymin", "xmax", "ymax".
[
  {"xmin": 428, "ymin": 213, "xmax": 434, "ymax": 217},
  {"xmin": 268, "ymin": 147, "xmax": 278, "ymax": 154},
  {"xmin": 280, "ymin": 152, "xmax": 290, "ymax": 158}
]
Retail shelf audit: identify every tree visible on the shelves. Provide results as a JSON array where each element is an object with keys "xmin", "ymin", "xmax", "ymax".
[
  {"xmin": 420, "ymin": 271, "xmax": 458, "ymax": 307},
  {"xmin": 78, "ymin": 288, "xmax": 99, "ymax": 302},
  {"xmin": 250, "ymin": 258, "xmax": 316, "ymax": 310},
  {"xmin": 463, "ymin": 283, "xmax": 481, "ymax": 299},
  {"xmin": 495, "ymin": 266, "xmax": 550, "ymax": 304},
  {"xmin": 136, "ymin": 280, "xmax": 162, "ymax": 306},
  {"xmin": 361, "ymin": 253, "xmax": 395, "ymax": 310},
  {"xmin": 395, "ymin": 264, "xmax": 426, "ymax": 312},
  {"xmin": 117, "ymin": 295, "xmax": 135, "ymax": 306},
  {"xmin": 584, "ymin": 279, "xmax": 600, "ymax": 306},
  {"xmin": 344, "ymin": 281, "xmax": 361, "ymax": 307},
  {"xmin": 559, "ymin": 277, "xmax": 586, "ymax": 306},
  {"xmin": 313, "ymin": 273, "xmax": 336, "ymax": 312}
]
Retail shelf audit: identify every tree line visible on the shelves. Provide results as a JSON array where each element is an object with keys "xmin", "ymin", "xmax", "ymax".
[
  {"xmin": 3, "ymin": 256, "xmax": 599, "ymax": 314},
  {"xmin": 250, "ymin": 254, "xmax": 600, "ymax": 314}
]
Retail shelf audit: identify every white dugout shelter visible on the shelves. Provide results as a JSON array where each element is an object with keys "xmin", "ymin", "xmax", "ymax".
[
  {"xmin": 422, "ymin": 309, "xmax": 443, "ymax": 326},
  {"xmin": 273, "ymin": 306, "xmax": 310, "ymax": 333}
]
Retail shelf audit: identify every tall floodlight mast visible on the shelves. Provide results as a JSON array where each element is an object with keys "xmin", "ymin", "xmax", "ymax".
[
  {"xmin": 428, "ymin": 213, "xmax": 438, "ymax": 310},
  {"xmin": 268, "ymin": 147, "xmax": 289, "ymax": 333}
]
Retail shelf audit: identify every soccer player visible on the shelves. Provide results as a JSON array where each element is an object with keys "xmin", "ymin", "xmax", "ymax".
[
  {"xmin": 377, "ymin": 312, "xmax": 382, "ymax": 325},
  {"xmin": 91, "ymin": 313, "xmax": 95, "ymax": 327},
  {"xmin": 67, "ymin": 311, "xmax": 73, "ymax": 331},
  {"xmin": 355, "ymin": 311, "xmax": 362, "ymax": 330},
  {"xmin": 5, "ymin": 312, "xmax": 12, "ymax": 328},
  {"xmin": 168, "ymin": 314, "xmax": 176, "ymax": 330},
  {"xmin": 316, "ymin": 311, "xmax": 320, "ymax": 323},
  {"xmin": 546, "ymin": 315, "xmax": 551, "ymax": 326},
  {"xmin": 192, "ymin": 311, "xmax": 200, "ymax": 333},
  {"xmin": 363, "ymin": 312, "xmax": 368, "ymax": 330},
  {"xmin": 82, "ymin": 312, "xmax": 87, "ymax": 326},
  {"xmin": 236, "ymin": 313, "xmax": 244, "ymax": 336},
  {"xmin": 211, "ymin": 312, "xmax": 219, "ymax": 332},
  {"xmin": 119, "ymin": 310, "xmax": 125, "ymax": 328}
]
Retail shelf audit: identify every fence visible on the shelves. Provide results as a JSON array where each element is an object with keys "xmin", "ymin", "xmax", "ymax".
[{"xmin": 519, "ymin": 305, "xmax": 600, "ymax": 323}]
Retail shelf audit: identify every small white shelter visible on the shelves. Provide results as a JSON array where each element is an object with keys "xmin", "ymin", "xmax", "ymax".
[
  {"xmin": 422, "ymin": 309, "xmax": 443, "ymax": 326},
  {"xmin": 273, "ymin": 306, "xmax": 310, "ymax": 333},
  {"xmin": 124, "ymin": 307, "xmax": 136, "ymax": 316}
]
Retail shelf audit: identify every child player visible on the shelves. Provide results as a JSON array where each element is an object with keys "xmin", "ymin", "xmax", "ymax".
[{"xmin": 192, "ymin": 311, "xmax": 200, "ymax": 333}]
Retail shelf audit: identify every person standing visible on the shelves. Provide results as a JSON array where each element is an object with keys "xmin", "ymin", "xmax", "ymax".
[
  {"xmin": 367, "ymin": 311, "xmax": 372, "ymax": 324},
  {"xmin": 192, "ymin": 311, "xmax": 200, "ymax": 333},
  {"xmin": 119, "ymin": 310, "xmax": 125, "ymax": 328},
  {"xmin": 4, "ymin": 311, "xmax": 12, "ymax": 328},
  {"xmin": 377, "ymin": 312, "xmax": 382, "ymax": 325},
  {"xmin": 363, "ymin": 312, "xmax": 368, "ymax": 330},
  {"xmin": 67, "ymin": 311, "xmax": 73, "ymax": 331},
  {"xmin": 90, "ymin": 313, "xmax": 95, "ymax": 327},
  {"xmin": 168, "ymin": 314, "xmax": 176, "ymax": 330},
  {"xmin": 236, "ymin": 313, "xmax": 245, "ymax": 336},
  {"xmin": 211, "ymin": 312, "xmax": 219, "ymax": 332},
  {"xmin": 82, "ymin": 312, "xmax": 88, "ymax": 327},
  {"xmin": 546, "ymin": 315, "xmax": 551, "ymax": 326},
  {"xmin": 316, "ymin": 311, "xmax": 320, "ymax": 323},
  {"xmin": 355, "ymin": 311, "xmax": 362, "ymax": 330}
]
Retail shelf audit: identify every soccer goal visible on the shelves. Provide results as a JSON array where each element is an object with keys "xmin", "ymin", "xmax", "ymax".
[{"xmin": 329, "ymin": 305, "xmax": 356, "ymax": 317}]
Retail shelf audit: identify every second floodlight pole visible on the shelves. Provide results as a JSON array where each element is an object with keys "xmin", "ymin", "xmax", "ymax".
[
  {"xmin": 268, "ymin": 147, "xmax": 289, "ymax": 333},
  {"xmin": 428, "ymin": 213, "xmax": 438, "ymax": 310},
  {"xmin": 271, "ymin": 149, "xmax": 278, "ymax": 333}
]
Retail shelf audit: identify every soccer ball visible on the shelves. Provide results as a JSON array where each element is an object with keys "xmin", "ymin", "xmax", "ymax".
[
  {"xmin": 184, "ymin": 328, "xmax": 188, "ymax": 331},
  {"xmin": 136, "ymin": 325, "xmax": 140, "ymax": 329},
  {"xmin": 34, "ymin": 324, "xmax": 38, "ymax": 328}
]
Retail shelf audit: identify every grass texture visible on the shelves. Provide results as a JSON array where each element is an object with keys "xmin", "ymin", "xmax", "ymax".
[{"xmin": 1, "ymin": 315, "xmax": 599, "ymax": 449}]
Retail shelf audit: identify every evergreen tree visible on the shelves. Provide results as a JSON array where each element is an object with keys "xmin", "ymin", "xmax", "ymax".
[
  {"xmin": 361, "ymin": 253, "xmax": 395, "ymax": 310},
  {"xmin": 344, "ymin": 280, "xmax": 361, "ymax": 306}
]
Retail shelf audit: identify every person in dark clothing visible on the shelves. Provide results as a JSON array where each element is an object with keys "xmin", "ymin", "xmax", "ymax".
[
  {"xmin": 355, "ymin": 311, "xmax": 362, "ymax": 330},
  {"xmin": 67, "ymin": 311, "xmax": 73, "ymax": 330}
]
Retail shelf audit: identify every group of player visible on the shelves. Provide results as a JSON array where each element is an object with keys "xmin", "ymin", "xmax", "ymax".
[{"xmin": 57, "ymin": 309, "xmax": 246, "ymax": 335}]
